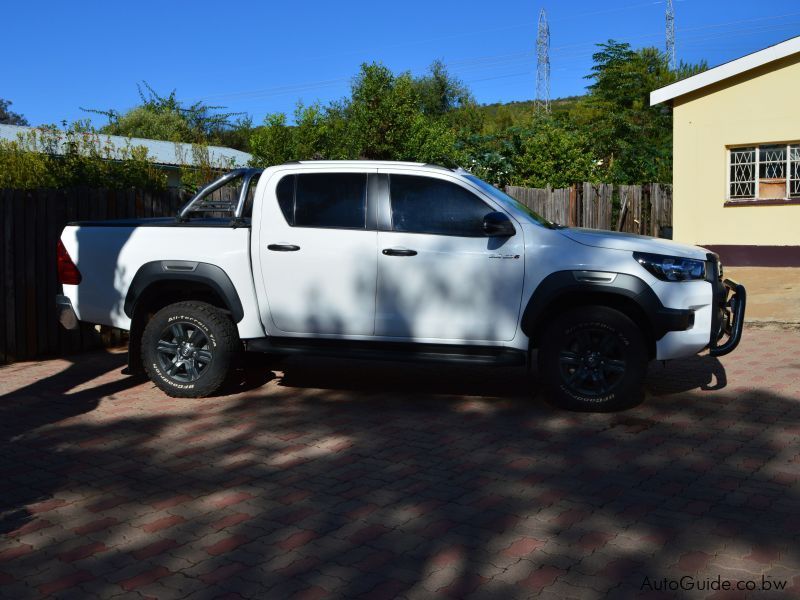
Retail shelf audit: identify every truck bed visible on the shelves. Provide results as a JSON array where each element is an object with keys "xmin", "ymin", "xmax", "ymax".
[{"xmin": 59, "ymin": 219, "xmax": 264, "ymax": 338}]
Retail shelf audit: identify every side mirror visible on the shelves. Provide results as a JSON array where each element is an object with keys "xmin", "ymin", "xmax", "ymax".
[{"xmin": 482, "ymin": 211, "xmax": 516, "ymax": 237}]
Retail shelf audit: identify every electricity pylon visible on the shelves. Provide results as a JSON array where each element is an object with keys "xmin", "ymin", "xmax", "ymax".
[
  {"xmin": 536, "ymin": 8, "xmax": 551, "ymax": 113},
  {"xmin": 666, "ymin": 0, "xmax": 676, "ymax": 69}
]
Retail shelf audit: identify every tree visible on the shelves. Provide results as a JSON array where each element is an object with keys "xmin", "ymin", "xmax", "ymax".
[
  {"xmin": 572, "ymin": 41, "xmax": 706, "ymax": 183},
  {"xmin": 84, "ymin": 82, "xmax": 248, "ymax": 148},
  {"xmin": 345, "ymin": 63, "xmax": 423, "ymax": 160},
  {"xmin": 249, "ymin": 62, "xmax": 466, "ymax": 167},
  {"xmin": 249, "ymin": 113, "xmax": 295, "ymax": 165},
  {"xmin": 513, "ymin": 117, "xmax": 596, "ymax": 188},
  {"xmin": 248, "ymin": 48, "xmax": 708, "ymax": 183},
  {"xmin": 413, "ymin": 59, "xmax": 474, "ymax": 117},
  {"xmin": 460, "ymin": 114, "xmax": 596, "ymax": 187},
  {"xmin": 0, "ymin": 98, "xmax": 29, "ymax": 125}
]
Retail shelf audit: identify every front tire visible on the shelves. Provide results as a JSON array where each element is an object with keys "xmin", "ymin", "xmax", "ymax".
[
  {"xmin": 537, "ymin": 306, "xmax": 648, "ymax": 412},
  {"xmin": 141, "ymin": 301, "xmax": 240, "ymax": 398}
]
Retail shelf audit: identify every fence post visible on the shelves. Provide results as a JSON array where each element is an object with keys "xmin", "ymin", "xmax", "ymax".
[
  {"xmin": 650, "ymin": 184, "xmax": 658, "ymax": 238},
  {"xmin": 568, "ymin": 185, "xmax": 577, "ymax": 227}
]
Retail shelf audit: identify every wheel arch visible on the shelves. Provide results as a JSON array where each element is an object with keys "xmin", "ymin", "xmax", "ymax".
[
  {"xmin": 124, "ymin": 261, "xmax": 244, "ymax": 375},
  {"xmin": 521, "ymin": 271, "xmax": 690, "ymax": 359},
  {"xmin": 125, "ymin": 261, "xmax": 244, "ymax": 323}
]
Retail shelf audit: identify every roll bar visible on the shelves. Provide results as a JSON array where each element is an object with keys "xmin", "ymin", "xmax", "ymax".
[{"xmin": 176, "ymin": 168, "xmax": 264, "ymax": 222}]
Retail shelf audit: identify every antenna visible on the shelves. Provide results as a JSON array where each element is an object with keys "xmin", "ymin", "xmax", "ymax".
[
  {"xmin": 536, "ymin": 8, "xmax": 551, "ymax": 113},
  {"xmin": 666, "ymin": 0, "xmax": 676, "ymax": 69}
]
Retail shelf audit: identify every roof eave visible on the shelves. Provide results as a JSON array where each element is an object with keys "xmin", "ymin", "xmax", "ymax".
[{"xmin": 650, "ymin": 35, "xmax": 800, "ymax": 106}]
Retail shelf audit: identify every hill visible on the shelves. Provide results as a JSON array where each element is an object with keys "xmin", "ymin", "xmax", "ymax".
[{"xmin": 477, "ymin": 96, "xmax": 584, "ymax": 133}]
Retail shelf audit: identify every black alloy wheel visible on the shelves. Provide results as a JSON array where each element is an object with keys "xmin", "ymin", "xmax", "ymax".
[
  {"xmin": 142, "ymin": 301, "xmax": 239, "ymax": 398},
  {"xmin": 538, "ymin": 306, "xmax": 648, "ymax": 412},
  {"xmin": 557, "ymin": 327, "xmax": 627, "ymax": 397},
  {"xmin": 155, "ymin": 321, "xmax": 214, "ymax": 383}
]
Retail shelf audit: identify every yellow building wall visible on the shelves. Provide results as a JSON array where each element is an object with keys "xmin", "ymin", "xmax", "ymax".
[{"xmin": 672, "ymin": 53, "xmax": 800, "ymax": 248}]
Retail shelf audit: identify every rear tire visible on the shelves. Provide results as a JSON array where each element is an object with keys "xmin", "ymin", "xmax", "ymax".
[
  {"xmin": 537, "ymin": 306, "xmax": 647, "ymax": 412},
  {"xmin": 142, "ymin": 301, "xmax": 240, "ymax": 398}
]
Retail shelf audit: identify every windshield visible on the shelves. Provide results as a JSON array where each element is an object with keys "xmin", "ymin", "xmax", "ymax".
[{"xmin": 464, "ymin": 174, "xmax": 561, "ymax": 229}]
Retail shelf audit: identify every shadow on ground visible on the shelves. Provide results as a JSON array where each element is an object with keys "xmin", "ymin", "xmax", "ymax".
[{"xmin": 0, "ymin": 345, "xmax": 798, "ymax": 598}]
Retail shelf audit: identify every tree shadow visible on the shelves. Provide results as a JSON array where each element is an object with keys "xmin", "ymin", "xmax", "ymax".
[
  {"xmin": 2, "ymin": 346, "xmax": 797, "ymax": 598},
  {"xmin": 0, "ymin": 350, "xmax": 139, "ymax": 535}
]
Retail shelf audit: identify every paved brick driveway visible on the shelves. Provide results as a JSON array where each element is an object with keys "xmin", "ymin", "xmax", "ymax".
[{"xmin": 1, "ymin": 327, "xmax": 799, "ymax": 599}]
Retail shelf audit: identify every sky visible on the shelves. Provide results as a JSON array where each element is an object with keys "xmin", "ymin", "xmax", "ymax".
[{"xmin": 3, "ymin": 0, "xmax": 799, "ymax": 128}]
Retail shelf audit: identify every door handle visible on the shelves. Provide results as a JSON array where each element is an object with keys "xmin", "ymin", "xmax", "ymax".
[
  {"xmin": 268, "ymin": 244, "xmax": 300, "ymax": 252},
  {"xmin": 382, "ymin": 248, "xmax": 417, "ymax": 257}
]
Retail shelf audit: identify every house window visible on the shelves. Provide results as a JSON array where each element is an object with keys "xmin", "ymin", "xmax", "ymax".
[{"xmin": 729, "ymin": 143, "xmax": 800, "ymax": 201}]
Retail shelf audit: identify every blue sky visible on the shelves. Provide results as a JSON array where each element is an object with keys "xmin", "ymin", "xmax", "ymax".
[{"xmin": 3, "ymin": 0, "xmax": 799, "ymax": 128}]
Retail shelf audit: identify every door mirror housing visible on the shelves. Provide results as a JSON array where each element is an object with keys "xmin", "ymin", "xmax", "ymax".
[{"xmin": 482, "ymin": 212, "xmax": 516, "ymax": 237}]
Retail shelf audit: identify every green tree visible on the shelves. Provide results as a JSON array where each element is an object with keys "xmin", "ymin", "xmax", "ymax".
[
  {"xmin": 249, "ymin": 62, "xmax": 466, "ymax": 167},
  {"xmin": 0, "ymin": 98, "xmax": 29, "ymax": 125},
  {"xmin": 85, "ymin": 82, "xmax": 247, "ymax": 148},
  {"xmin": 295, "ymin": 102, "xmax": 350, "ymax": 159},
  {"xmin": 101, "ymin": 106, "xmax": 196, "ymax": 143},
  {"xmin": 345, "ymin": 63, "xmax": 420, "ymax": 159},
  {"xmin": 413, "ymin": 59, "xmax": 474, "ymax": 117},
  {"xmin": 513, "ymin": 117, "xmax": 597, "ymax": 188},
  {"xmin": 249, "ymin": 113, "xmax": 295, "ymax": 165},
  {"xmin": 460, "ymin": 114, "xmax": 595, "ymax": 187},
  {"xmin": 573, "ymin": 41, "xmax": 706, "ymax": 183},
  {"xmin": 215, "ymin": 116, "xmax": 254, "ymax": 152}
]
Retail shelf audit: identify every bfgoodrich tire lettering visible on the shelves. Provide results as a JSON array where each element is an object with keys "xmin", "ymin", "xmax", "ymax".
[
  {"xmin": 142, "ymin": 301, "xmax": 240, "ymax": 398},
  {"xmin": 537, "ymin": 306, "xmax": 647, "ymax": 412}
]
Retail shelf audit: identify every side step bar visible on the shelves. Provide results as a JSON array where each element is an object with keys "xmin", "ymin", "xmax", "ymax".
[{"xmin": 244, "ymin": 338, "xmax": 527, "ymax": 367}]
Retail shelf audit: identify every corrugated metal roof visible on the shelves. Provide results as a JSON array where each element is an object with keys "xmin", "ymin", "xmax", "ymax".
[{"xmin": 0, "ymin": 124, "xmax": 252, "ymax": 168}]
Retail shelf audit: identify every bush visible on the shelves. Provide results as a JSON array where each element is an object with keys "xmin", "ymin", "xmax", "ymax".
[
  {"xmin": 0, "ymin": 124, "xmax": 241, "ymax": 191},
  {"xmin": 0, "ymin": 125, "xmax": 167, "ymax": 190}
]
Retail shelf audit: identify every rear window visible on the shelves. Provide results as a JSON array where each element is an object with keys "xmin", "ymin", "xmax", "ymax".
[{"xmin": 276, "ymin": 173, "xmax": 367, "ymax": 229}]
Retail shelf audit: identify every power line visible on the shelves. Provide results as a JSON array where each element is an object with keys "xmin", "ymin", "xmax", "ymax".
[
  {"xmin": 196, "ymin": 11, "xmax": 800, "ymax": 107},
  {"xmin": 196, "ymin": 0, "xmax": 676, "ymax": 103},
  {"xmin": 545, "ymin": 9, "xmax": 800, "ymax": 55}
]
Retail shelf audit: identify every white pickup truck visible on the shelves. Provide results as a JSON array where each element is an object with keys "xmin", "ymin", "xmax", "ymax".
[{"xmin": 56, "ymin": 161, "xmax": 745, "ymax": 411}]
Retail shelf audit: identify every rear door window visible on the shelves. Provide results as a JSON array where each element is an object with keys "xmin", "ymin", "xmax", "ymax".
[{"xmin": 276, "ymin": 173, "xmax": 367, "ymax": 229}]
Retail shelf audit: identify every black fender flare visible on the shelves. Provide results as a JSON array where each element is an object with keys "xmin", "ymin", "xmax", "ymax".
[
  {"xmin": 520, "ymin": 270, "xmax": 694, "ymax": 346},
  {"xmin": 124, "ymin": 261, "xmax": 244, "ymax": 323}
]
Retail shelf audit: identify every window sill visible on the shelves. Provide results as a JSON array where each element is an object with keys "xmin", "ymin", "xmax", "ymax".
[{"xmin": 724, "ymin": 198, "xmax": 800, "ymax": 207}]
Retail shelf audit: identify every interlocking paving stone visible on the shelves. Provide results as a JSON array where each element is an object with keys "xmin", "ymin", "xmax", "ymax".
[{"xmin": 1, "ymin": 328, "xmax": 799, "ymax": 598}]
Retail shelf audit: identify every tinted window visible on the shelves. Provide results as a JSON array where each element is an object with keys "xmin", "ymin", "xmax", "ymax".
[
  {"xmin": 389, "ymin": 175, "xmax": 492, "ymax": 236},
  {"xmin": 464, "ymin": 174, "xmax": 557, "ymax": 229},
  {"xmin": 294, "ymin": 173, "xmax": 367, "ymax": 229},
  {"xmin": 276, "ymin": 175, "xmax": 295, "ymax": 224}
]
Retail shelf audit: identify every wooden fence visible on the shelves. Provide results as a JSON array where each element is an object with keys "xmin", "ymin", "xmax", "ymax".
[
  {"xmin": 0, "ymin": 182, "xmax": 673, "ymax": 365},
  {"xmin": 0, "ymin": 188, "xmax": 187, "ymax": 365},
  {"xmin": 506, "ymin": 182, "xmax": 672, "ymax": 236}
]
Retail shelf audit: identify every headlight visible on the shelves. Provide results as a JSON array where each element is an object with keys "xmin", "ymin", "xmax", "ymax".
[{"xmin": 633, "ymin": 252, "xmax": 706, "ymax": 282}]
